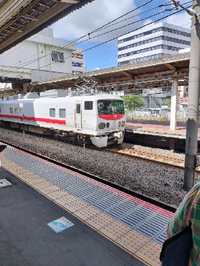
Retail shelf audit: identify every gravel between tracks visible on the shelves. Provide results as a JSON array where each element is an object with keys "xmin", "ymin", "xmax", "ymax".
[{"xmin": 1, "ymin": 127, "xmax": 198, "ymax": 208}]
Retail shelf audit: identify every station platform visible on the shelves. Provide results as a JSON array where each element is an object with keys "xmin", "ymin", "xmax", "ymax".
[
  {"xmin": 125, "ymin": 120, "xmax": 200, "ymax": 151},
  {"xmin": 126, "ymin": 119, "xmax": 200, "ymax": 137},
  {"xmin": 0, "ymin": 144, "xmax": 175, "ymax": 266}
]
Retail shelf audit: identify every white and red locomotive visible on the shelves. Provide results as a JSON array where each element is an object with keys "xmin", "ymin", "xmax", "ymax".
[{"xmin": 0, "ymin": 91, "xmax": 126, "ymax": 148}]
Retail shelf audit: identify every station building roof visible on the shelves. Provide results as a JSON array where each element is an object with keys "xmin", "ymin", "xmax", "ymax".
[{"xmin": 0, "ymin": 0, "xmax": 94, "ymax": 54}]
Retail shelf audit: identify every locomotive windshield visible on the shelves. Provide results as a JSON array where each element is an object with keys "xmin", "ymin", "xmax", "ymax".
[{"xmin": 98, "ymin": 100, "xmax": 125, "ymax": 115}]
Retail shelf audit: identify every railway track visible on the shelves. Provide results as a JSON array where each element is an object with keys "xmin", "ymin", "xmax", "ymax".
[
  {"xmin": 1, "ymin": 138, "xmax": 176, "ymax": 213},
  {"xmin": 107, "ymin": 146, "xmax": 184, "ymax": 167},
  {"xmin": 0, "ymin": 127, "xmax": 191, "ymax": 170},
  {"xmin": 1, "ymin": 125, "xmax": 200, "ymax": 175},
  {"xmin": 107, "ymin": 146, "xmax": 200, "ymax": 173}
]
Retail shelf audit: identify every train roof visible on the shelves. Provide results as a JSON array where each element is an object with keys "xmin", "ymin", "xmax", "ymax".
[{"xmin": 2, "ymin": 92, "xmax": 123, "ymax": 102}]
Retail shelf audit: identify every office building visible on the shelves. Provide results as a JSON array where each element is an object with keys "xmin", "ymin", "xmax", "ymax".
[{"xmin": 118, "ymin": 22, "xmax": 191, "ymax": 65}]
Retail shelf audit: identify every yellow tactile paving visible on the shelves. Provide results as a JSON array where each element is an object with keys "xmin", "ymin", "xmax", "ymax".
[
  {"xmin": 30, "ymin": 180, "xmax": 52, "ymax": 190},
  {"xmin": 64, "ymin": 198, "xmax": 89, "ymax": 213},
  {"xmin": 135, "ymin": 240, "xmax": 162, "ymax": 266},
  {"xmin": 117, "ymin": 230, "xmax": 150, "ymax": 254},
  {"xmin": 47, "ymin": 190, "xmax": 69, "ymax": 200},
  {"xmin": 39, "ymin": 184, "xmax": 61, "ymax": 195},
  {"xmin": 53, "ymin": 194, "xmax": 75, "ymax": 204},
  {"xmin": 86, "ymin": 212, "xmax": 115, "ymax": 230},
  {"xmin": 2, "ymin": 157, "xmax": 163, "ymax": 266},
  {"xmin": 74, "ymin": 205, "xmax": 101, "ymax": 221},
  {"xmin": 100, "ymin": 220, "xmax": 131, "ymax": 241}
]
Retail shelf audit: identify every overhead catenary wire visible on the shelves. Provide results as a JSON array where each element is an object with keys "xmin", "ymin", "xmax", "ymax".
[
  {"xmin": 36, "ymin": 2, "xmax": 192, "ymax": 71},
  {"xmin": 1, "ymin": 0, "xmax": 172, "ymax": 75},
  {"xmin": 0, "ymin": 0, "xmax": 186, "ymax": 76},
  {"xmin": 0, "ymin": 0, "xmax": 153, "ymax": 73},
  {"xmin": 0, "ymin": 0, "xmax": 192, "ymax": 79}
]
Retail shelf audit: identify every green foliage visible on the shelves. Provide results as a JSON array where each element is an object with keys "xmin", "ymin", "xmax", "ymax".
[
  {"xmin": 121, "ymin": 95, "xmax": 144, "ymax": 111},
  {"xmin": 162, "ymin": 98, "xmax": 171, "ymax": 107}
]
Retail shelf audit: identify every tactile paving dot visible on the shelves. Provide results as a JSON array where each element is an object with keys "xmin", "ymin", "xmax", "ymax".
[
  {"xmin": 135, "ymin": 240, "xmax": 162, "ymax": 266},
  {"xmin": 54, "ymin": 194, "xmax": 77, "ymax": 206},
  {"xmin": 74, "ymin": 205, "xmax": 101, "ymax": 221},
  {"xmin": 116, "ymin": 229, "xmax": 150, "ymax": 254},
  {"xmin": 86, "ymin": 212, "xmax": 115, "ymax": 230},
  {"xmin": 64, "ymin": 198, "xmax": 89, "ymax": 213},
  {"xmin": 39, "ymin": 185, "xmax": 60, "ymax": 195},
  {"xmin": 100, "ymin": 220, "xmax": 131, "ymax": 241},
  {"xmin": 26, "ymin": 176, "xmax": 45, "ymax": 185},
  {"xmin": 31, "ymin": 180, "xmax": 52, "ymax": 190},
  {"xmin": 48, "ymin": 190, "xmax": 69, "ymax": 200}
]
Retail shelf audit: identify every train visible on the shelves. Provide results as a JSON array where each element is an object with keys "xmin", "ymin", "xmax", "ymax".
[{"xmin": 0, "ymin": 90, "xmax": 126, "ymax": 148}]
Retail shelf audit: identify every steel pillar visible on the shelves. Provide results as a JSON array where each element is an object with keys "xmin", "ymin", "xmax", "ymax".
[
  {"xmin": 184, "ymin": 1, "xmax": 200, "ymax": 190},
  {"xmin": 170, "ymin": 77, "xmax": 178, "ymax": 130}
]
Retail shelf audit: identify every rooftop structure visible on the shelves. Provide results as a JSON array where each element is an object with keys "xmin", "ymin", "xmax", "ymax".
[
  {"xmin": 118, "ymin": 22, "xmax": 191, "ymax": 65},
  {"xmin": 0, "ymin": 28, "xmax": 85, "ymax": 83}
]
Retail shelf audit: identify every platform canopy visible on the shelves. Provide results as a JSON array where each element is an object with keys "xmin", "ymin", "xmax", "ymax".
[
  {"xmin": 32, "ymin": 52, "xmax": 190, "ymax": 92},
  {"xmin": 0, "ymin": 0, "xmax": 94, "ymax": 54}
]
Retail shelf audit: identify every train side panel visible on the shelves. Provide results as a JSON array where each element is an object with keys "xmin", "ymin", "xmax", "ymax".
[{"xmin": 0, "ymin": 94, "xmax": 125, "ymax": 147}]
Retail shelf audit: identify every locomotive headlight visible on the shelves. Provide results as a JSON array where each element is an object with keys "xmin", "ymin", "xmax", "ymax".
[
  {"xmin": 121, "ymin": 121, "xmax": 125, "ymax": 126},
  {"xmin": 98, "ymin": 123, "xmax": 105, "ymax": 129},
  {"xmin": 106, "ymin": 123, "xmax": 109, "ymax": 128},
  {"xmin": 118, "ymin": 121, "xmax": 121, "ymax": 127}
]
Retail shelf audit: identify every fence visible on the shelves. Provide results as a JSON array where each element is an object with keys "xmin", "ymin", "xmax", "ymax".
[{"xmin": 127, "ymin": 109, "xmax": 187, "ymax": 122}]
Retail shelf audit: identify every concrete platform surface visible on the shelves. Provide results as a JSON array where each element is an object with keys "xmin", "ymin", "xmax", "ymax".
[{"xmin": 0, "ymin": 168, "xmax": 146, "ymax": 266}]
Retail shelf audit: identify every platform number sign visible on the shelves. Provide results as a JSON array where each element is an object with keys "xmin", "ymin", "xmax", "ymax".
[{"xmin": 47, "ymin": 217, "xmax": 74, "ymax": 233}]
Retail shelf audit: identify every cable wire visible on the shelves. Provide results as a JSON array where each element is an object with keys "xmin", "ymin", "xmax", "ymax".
[{"xmin": 0, "ymin": 0, "xmax": 192, "ymax": 79}]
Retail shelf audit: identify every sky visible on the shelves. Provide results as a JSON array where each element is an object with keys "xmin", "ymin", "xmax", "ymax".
[{"xmin": 50, "ymin": 0, "xmax": 192, "ymax": 72}]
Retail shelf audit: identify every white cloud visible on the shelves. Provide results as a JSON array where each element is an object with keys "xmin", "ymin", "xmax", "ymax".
[
  {"xmin": 51, "ymin": 0, "xmax": 138, "ymax": 42},
  {"xmin": 164, "ymin": 12, "xmax": 191, "ymax": 29}
]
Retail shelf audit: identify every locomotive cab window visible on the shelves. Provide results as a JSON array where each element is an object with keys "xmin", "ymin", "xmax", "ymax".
[
  {"xmin": 50, "ymin": 108, "xmax": 55, "ymax": 117},
  {"xmin": 10, "ymin": 107, "xmax": 13, "ymax": 114},
  {"xmin": 59, "ymin": 109, "xmax": 66, "ymax": 118},
  {"xmin": 98, "ymin": 100, "xmax": 125, "ymax": 115},
  {"xmin": 84, "ymin": 101, "xmax": 93, "ymax": 110}
]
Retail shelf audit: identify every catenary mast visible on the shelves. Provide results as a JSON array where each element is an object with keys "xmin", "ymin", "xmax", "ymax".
[{"xmin": 183, "ymin": 0, "xmax": 200, "ymax": 190}]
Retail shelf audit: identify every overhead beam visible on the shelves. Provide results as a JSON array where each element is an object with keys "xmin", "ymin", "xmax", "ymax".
[
  {"xmin": 120, "ymin": 71, "xmax": 133, "ymax": 79},
  {"xmin": 164, "ymin": 63, "xmax": 177, "ymax": 71}
]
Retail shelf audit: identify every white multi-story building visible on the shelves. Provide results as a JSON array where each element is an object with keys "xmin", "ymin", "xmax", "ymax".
[
  {"xmin": 0, "ymin": 28, "xmax": 85, "ymax": 82},
  {"xmin": 118, "ymin": 22, "xmax": 191, "ymax": 65}
]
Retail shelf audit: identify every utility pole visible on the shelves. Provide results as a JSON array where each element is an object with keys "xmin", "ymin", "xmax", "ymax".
[{"xmin": 184, "ymin": 0, "xmax": 200, "ymax": 190}]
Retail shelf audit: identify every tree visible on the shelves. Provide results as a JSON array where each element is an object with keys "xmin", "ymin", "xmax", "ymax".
[
  {"xmin": 121, "ymin": 95, "xmax": 144, "ymax": 117},
  {"xmin": 162, "ymin": 98, "xmax": 171, "ymax": 107}
]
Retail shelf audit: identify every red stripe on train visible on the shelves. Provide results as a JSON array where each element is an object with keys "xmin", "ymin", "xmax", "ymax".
[
  {"xmin": 0, "ymin": 114, "xmax": 66, "ymax": 125},
  {"xmin": 98, "ymin": 114, "xmax": 125, "ymax": 120}
]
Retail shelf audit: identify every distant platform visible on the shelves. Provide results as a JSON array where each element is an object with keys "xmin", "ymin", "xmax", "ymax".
[{"xmin": 125, "ymin": 120, "xmax": 200, "ymax": 151}]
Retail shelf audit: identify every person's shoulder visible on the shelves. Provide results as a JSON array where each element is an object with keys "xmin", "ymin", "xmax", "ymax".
[{"xmin": 194, "ymin": 182, "xmax": 200, "ymax": 190}]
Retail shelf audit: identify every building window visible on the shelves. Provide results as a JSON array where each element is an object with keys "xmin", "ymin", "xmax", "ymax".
[
  {"xmin": 51, "ymin": 51, "xmax": 65, "ymax": 62},
  {"xmin": 50, "ymin": 108, "xmax": 55, "ymax": 117},
  {"xmin": 72, "ymin": 54, "xmax": 83, "ymax": 59},
  {"xmin": 118, "ymin": 26, "xmax": 190, "ymax": 45},
  {"xmin": 59, "ymin": 109, "xmax": 66, "ymax": 118},
  {"xmin": 118, "ymin": 44, "xmax": 181, "ymax": 59},
  {"xmin": 10, "ymin": 107, "xmax": 13, "ymax": 114},
  {"xmin": 84, "ymin": 101, "xmax": 93, "ymax": 110},
  {"xmin": 72, "ymin": 62, "xmax": 83, "ymax": 67}
]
